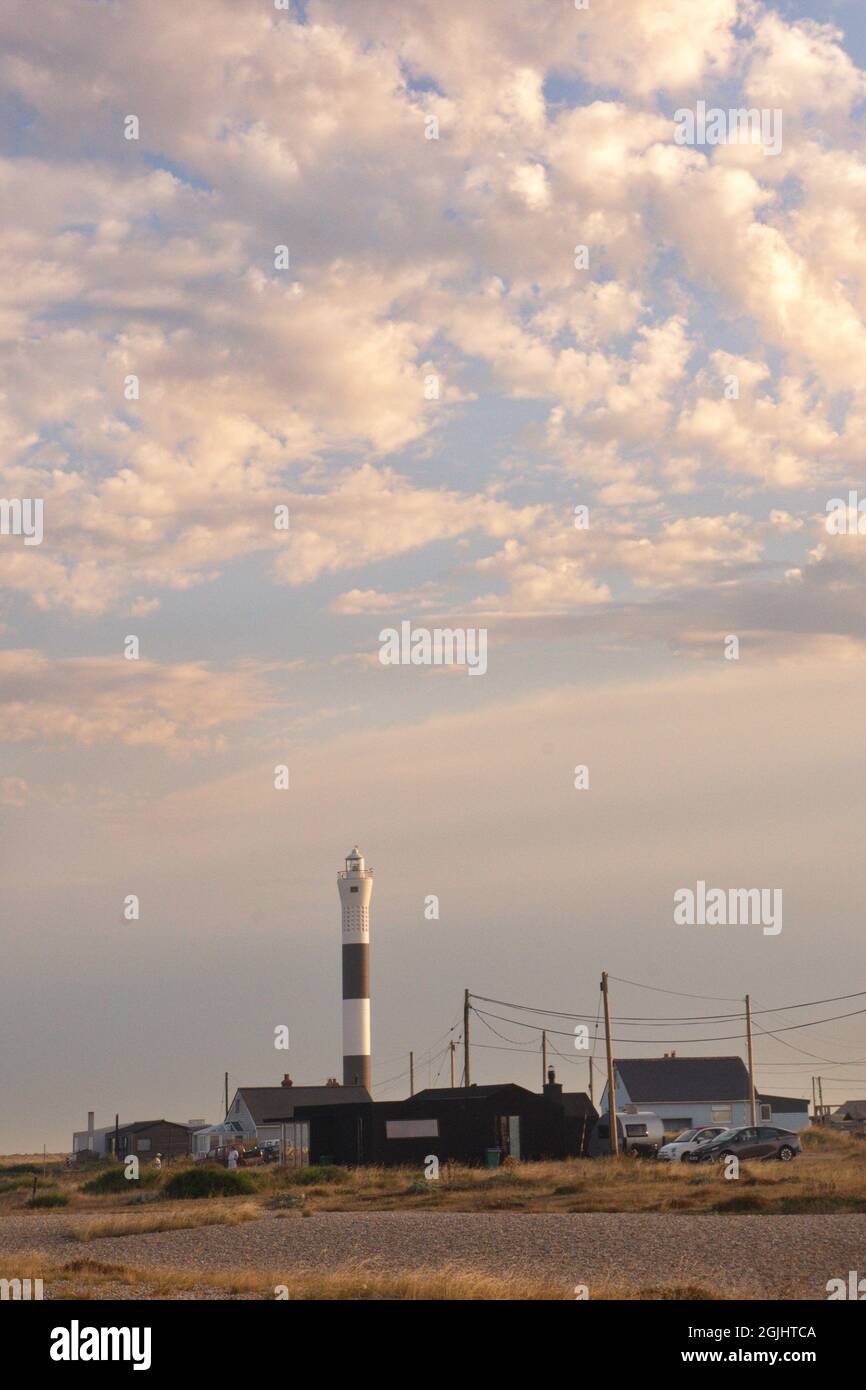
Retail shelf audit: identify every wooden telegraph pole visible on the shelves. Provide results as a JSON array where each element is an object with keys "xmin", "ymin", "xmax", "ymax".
[
  {"xmin": 409, "ymin": 1051, "xmax": 414, "ymax": 1097},
  {"xmin": 542, "ymin": 1030, "xmax": 548, "ymax": 1086},
  {"xmin": 601, "ymin": 972, "xmax": 619, "ymax": 1156},
  {"xmin": 745, "ymin": 995, "xmax": 757, "ymax": 1125},
  {"xmin": 450, "ymin": 1039, "xmax": 456, "ymax": 1088},
  {"xmin": 463, "ymin": 989, "xmax": 471, "ymax": 1087}
]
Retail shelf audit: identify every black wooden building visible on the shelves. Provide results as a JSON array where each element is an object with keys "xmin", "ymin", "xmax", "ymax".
[{"xmin": 289, "ymin": 1077, "xmax": 596, "ymax": 1167}]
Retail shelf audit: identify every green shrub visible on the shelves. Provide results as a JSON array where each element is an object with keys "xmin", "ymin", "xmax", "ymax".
[
  {"xmin": 163, "ymin": 1167, "xmax": 254, "ymax": 1199},
  {"xmin": 288, "ymin": 1165, "xmax": 350, "ymax": 1187},
  {"xmin": 81, "ymin": 1167, "xmax": 161, "ymax": 1195},
  {"xmin": 27, "ymin": 1193, "xmax": 69, "ymax": 1209}
]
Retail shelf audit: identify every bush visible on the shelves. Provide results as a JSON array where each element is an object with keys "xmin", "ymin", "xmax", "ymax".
[
  {"xmin": 27, "ymin": 1193, "xmax": 69, "ymax": 1209},
  {"xmin": 712, "ymin": 1194, "xmax": 765, "ymax": 1213},
  {"xmin": 267, "ymin": 1192, "xmax": 306, "ymax": 1210},
  {"xmin": 163, "ymin": 1167, "xmax": 254, "ymax": 1199},
  {"xmin": 287, "ymin": 1165, "xmax": 350, "ymax": 1187},
  {"xmin": 81, "ymin": 1167, "xmax": 161, "ymax": 1195}
]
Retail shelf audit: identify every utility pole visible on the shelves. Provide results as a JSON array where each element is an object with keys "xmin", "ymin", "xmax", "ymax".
[
  {"xmin": 601, "ymin": 972, "xmax": 618, "ymax": 1157},
  {"xmin": 409, "ymin": 1051, "xmax": 414, "ymax": 1097},
  {"xmin": 224, "ymin": 1071, "xmax": 229, "ymax": 1117},
  {"xmin": 114, "ymin": 1113, "xmax": 119, "ymax": 1163},
  {"xmin": 542, "ymin": 1030, "xmax": 547, "ymax": 1086},
  {"xmin": 745, "ymin": 995, "xmax": 757, "ymax": 1125},
  {"xmin": 811, "ymin": 1076, "xmax": 817, "ymax": 1125},
  {"xmin": 463, "ymin": 989, "xmax": 471, "ymax": 1087},
  {"xmin": 588, "ymin": 1057, "xmax": 594, "ymax": 1107},
  {"xmin": 450, "ymin": 1040, "xmax": 456, "ymax": 1088},
  {"xmin": 817, "ymin": 1076, "xmax": 825, "ymax": 1124}
]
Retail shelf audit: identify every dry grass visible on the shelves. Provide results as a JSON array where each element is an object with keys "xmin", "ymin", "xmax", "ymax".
[
  {"xmin": 3, "ymin": 1129, "xmax": 863, "ymax": 1218},
  {"xmin": 0, "ymin": 1250, "xmax": 746, "ymax": 1301},
  {"xmin": 70, "ymin": 1202, "xmax": 261, "ymax": 1244}
]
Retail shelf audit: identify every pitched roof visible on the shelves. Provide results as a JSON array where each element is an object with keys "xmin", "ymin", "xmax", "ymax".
[
  {"xmin": 237, "ymin": 1085, "xmax": 371, "ymax": 1124},
  {"xmin": 115, "ymin": 1119, "xmax": 190, "ymax": 1135},
  {"xmin": 562, "ymin": 1091, "xmax": 597, "ymax": 1118},
  {"xmin": 406, "ymin": 1084, "xmax": 532, "ymax": 1105},
  {"xmin": 614, "ymin": 1056, "xmax": 752, "ymax": 1103},
  {"xmin": 834, "ymin": 1099, "xmax": 866, "ymax": 1120}
]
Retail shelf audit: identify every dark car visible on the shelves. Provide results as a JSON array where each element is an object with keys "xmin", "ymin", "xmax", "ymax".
[{"xmin": 696, "ymin": 1124, "xmax": 801, "ymax": 1163}]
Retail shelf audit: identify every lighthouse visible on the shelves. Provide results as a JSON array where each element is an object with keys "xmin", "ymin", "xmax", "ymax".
[{"xmin": 338, "ymin": 846, "xmax": 373, "ymax": 1089}]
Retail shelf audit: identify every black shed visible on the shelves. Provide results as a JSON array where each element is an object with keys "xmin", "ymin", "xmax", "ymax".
[{"xmin": 294, "ymin": 1080, "xmax": 596, "ymax": 1167}]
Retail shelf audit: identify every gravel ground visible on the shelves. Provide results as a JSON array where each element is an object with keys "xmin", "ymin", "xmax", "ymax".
[{"xmin": 2, "ymin": 1209, "xmax": 864, "ymax": 1298}]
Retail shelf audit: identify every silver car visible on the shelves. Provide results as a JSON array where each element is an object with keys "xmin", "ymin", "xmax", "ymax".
[{"xmin": 657, "ymin": 1126, "xmax": 728, "ymax": 1162}]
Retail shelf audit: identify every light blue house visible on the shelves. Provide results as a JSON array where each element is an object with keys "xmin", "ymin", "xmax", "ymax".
[{"xmin": 599, "ymin": 1056, "xmax": 810, "ymax": 1133}]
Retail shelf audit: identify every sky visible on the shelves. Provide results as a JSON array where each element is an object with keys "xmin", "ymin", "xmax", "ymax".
[{"xmin": 2, "ymin": 0, "xmax": 866, "ymax": 1152}]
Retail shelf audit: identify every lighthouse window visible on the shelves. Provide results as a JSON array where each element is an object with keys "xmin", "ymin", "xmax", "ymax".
[{"xmin": 350, "ymin": 886, "xmax": 359, "ymax": 893}]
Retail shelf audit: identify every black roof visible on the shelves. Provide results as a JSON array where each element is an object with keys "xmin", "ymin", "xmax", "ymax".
[
  {"xmin": 115, "ymin": 1119, "xmax": 190, "ymax": 1135},
  {"xmin": 615, "ymin": 1056, "xmax": 752, "ymax": 1103},
  {"xmin": 238, "ymin": 1085, "xmax": 372, "ymax": 1124},
  {"xmin": 757, "ymin": 1094, "xmax": 809, "ymax": 1112},
  {"xmin": 410, "ymin": 1085, "xmax": 525, "ymax": 1102},
  {"xmin": 561, "ymin": 1091, "xmax": 597, "ymax": 1118},
  {"xmin": 404, "ymin": 1084, "xmax": 537, "ymax": 1108}
]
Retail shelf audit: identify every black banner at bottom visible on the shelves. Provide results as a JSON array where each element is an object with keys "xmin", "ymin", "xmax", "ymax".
[{"xmin": 5, "ymin": 1296, "xmax": 857, "ymax": 1374}]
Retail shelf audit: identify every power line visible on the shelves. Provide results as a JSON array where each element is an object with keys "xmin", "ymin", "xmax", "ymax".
[
  {"xmin": 607, "ymin": 976, "xmax": 744, "ymax": 1004},
  {"xmin": 471, "ymin": 1002, "xmax": 866, "ymax": 1045},
  {"xmin": 469, "ymin": 986, "xmax": 866, "ymax": 1025}
]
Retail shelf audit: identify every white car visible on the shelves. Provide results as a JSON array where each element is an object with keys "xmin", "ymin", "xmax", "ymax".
[{"xmin": 657, "ymin": 1126, "xmax": 728, "ymax": 1162}]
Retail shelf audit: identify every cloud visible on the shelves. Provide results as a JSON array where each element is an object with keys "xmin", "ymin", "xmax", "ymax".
[{"xmin": 0, "ymin": 650, "xmax": 277, "ymax": 752}]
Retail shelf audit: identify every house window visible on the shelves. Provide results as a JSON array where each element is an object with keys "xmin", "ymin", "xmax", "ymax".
[
  {"xmin": 137, "ymin": 1137, "xmax": 151, "ymax": 1152},
  {"xmin": 711, "ymin": 1106, "xmax": 732, "ymax": 1124},
  {"xmin": 385, "ymin": 1119, "xmax": 439, "ymax": 1139},
  {"xmin": 760, "ymin": 1103, "xmax": 772, "ymax": 1120},
  {"xmin": 350, "ymin": 886, "xmax": 359, "ymax": 893}
]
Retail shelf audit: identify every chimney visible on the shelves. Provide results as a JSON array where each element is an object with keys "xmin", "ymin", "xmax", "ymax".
[
  {"xmin": 87, "ymin": 1111, "xmax": 94, "ymax": 1151},
  {"xmin": 281, "ymin": 1074, "xmax": 293, "ymax": 1088},
  {"xmin": 543, "ymin": 1067, "xmax": 563, "ymax": 1104}
]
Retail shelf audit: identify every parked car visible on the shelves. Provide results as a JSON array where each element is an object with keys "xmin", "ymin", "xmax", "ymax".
[
  {"xmin": 589, "ymin": 1110, "xmax": 665, "ymax": 1157},
  {"xmin": 696, "ymin": 1125, "xmax": 801, "ymax": 1163},
  {"xmin": 657, "ymin": 1126, "xmax": 728, "ymax": 1162}
]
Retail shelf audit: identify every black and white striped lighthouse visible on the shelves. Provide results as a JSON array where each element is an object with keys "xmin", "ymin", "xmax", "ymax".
[{"xmin": 337, "ymin": 846, "xmax": 372, "ymax": 1089}]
